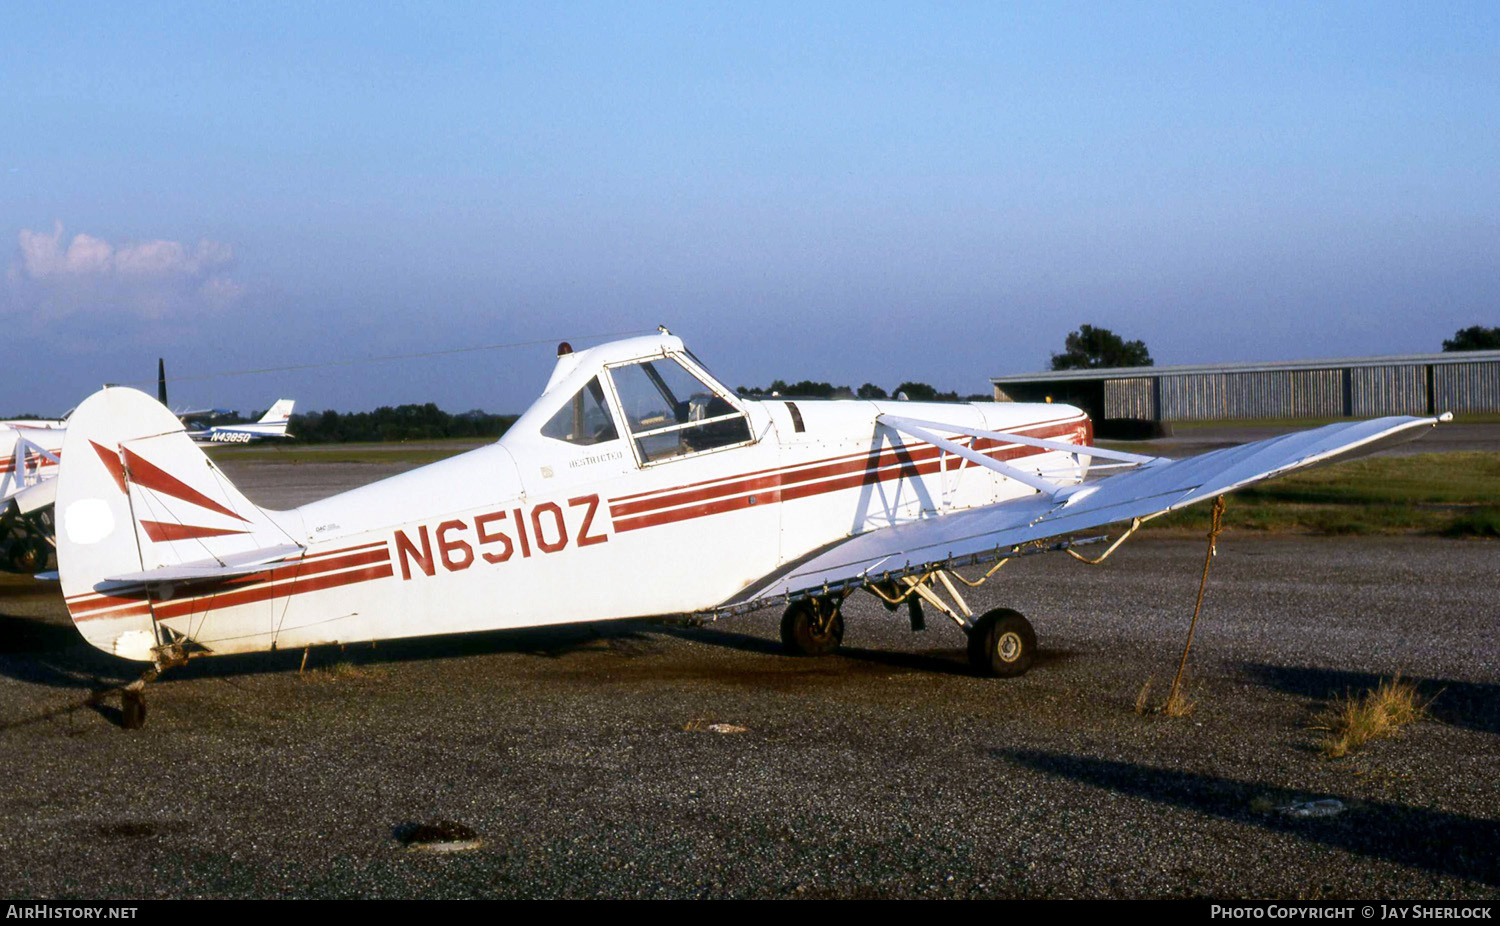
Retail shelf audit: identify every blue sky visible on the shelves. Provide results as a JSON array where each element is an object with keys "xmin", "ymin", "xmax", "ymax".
[{"xmin": 2, "ymin": 1, "xmax": 1496, "ymax": 415}]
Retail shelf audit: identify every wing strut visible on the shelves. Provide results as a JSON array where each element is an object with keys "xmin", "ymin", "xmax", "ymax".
[
  {"xmin": 878, "ymin": 416, "xmax": 1060, "ymax": 495},
  {"xmin": 878, "ymin": 414, "xmax": 1163, "ymax": 466},
  {"xmin": 12, "ymin": 436, "xmax": 60, "ymax": 488}
]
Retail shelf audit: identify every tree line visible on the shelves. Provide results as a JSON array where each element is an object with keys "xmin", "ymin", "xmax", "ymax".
[
  {"xmin": 202, "ymin": 404, "xmax": 519, "ymax": 443},
  {"xmin": 22, "ymin": 324, "xmax": 1489, "ymax": 440},
  {"xmin": 735, "ymin": 380, "xmax": 993, "ymax": 402},
  {"xmin": 1444, "ymin": 326, "xmax": 1500, "ymax": 352}
]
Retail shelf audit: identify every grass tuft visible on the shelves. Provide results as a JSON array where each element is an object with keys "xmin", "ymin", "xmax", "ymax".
[
  {"xmin": 1134, "ymin": 676, "xmax": 1154, "ymax": 715},
  {"xmin": 298, "ymin": 660, "xmax": 384, "ymax": 683},
  {"xmin": 1161, "ymin": 684, "xmax": 1196, "ymax": 717},
  {"xmin": 1132, "ymin": 674, "xmax": 1196, "ymax": 717},
  {"xmin": 1313, "ymin": 673, "xmax": 1432, "ymax": 758}
]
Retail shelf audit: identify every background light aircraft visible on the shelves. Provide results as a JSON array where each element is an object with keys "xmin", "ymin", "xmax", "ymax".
[
  {"xmin": 0, "ymin": 361, "xmax": 296, "ymax": 574},
  {"xmin": 51, "ymin": 331, "xmax": 1443, "ymax": 727},
  {"xmin": 155, "ymin": 359, "xmax": 295, "ymax": 445},
  {"xmin": 185, "ymin": 399, "xmax": 296, "ymax": 445}
]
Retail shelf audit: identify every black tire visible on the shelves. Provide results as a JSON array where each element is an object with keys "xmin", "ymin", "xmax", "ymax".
[
  {"xmin": 967, "ymin": 608, "xmax": 1036, "ymax": 678},
  {"xmin": 780, "ymin": 597, "xmax": 845, "ymax": 656},
  {"xmin": 9, "ymin": 538, "xmax": 48, "ymax": 574}
]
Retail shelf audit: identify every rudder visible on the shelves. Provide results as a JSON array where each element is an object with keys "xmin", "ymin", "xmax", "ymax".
[
  {"xmin": 56, "ymin": 387, "xmax": 296, "ymax": 661},
  {"xmin": 258, "ymin": 399, "xmax": 294, "ymax": 426}
]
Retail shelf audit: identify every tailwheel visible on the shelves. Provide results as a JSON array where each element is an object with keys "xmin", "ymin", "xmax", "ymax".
[
  {"xmin": 121, "ymin": 687, "xmax": 147, "ymax": 730},
  {"xmin": 780, "ymin": 596, "xmax": 845, "ymax": 656},
  {"xmin": 967, "ymin": 608, "xmax": 1036, "ymax": 678},
  {"xmin": 112, "ymin": 646, "xmax": 186, "ymax": 731}
]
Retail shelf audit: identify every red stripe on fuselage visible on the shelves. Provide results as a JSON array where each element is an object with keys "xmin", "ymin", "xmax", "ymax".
[
  {"xmin": 65, "ymin": 596, "xmax": 154, "ymax": 622},
  {"xmin": 606, "ymin": 413, "xmax": 1086, "ymax": 510},
  {"xmin": 149, "ymin": 562, "xmax": 395, "ymax": 623},
  {"xmin": 299, "ymin": 540, "xmax": 388, "ymax": 563},
  {"xmin": 608, "ymin": 418, "xmax": 1088, "ymax": 532},
  {"xmin": 67, "ymin": 544, "xmax": 392, "ymax": 620},
  {"xmin": 0, "ymin": 455, "xmax": 60, "ymax": 475}
]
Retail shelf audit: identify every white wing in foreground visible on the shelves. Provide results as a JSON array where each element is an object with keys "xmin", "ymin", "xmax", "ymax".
[{"xmin": 726, "ymin": 414, "xmax": 1443, "ymax": 607}]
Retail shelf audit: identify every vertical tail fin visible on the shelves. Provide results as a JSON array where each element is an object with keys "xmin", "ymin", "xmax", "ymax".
[
  {"xmin": 257, "ymin": 399, "xmax": 295, "ymax": 429},
  {"xmin": 55, "ymin": 387, "xmax": 301, "ymax": 660}
]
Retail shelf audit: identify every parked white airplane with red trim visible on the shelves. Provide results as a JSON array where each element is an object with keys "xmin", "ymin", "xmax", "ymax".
[
  {"xmin": 1, "ymin": 421, "xmax": 67, "ymax": 572},
  {"xmin": 52, "ymin": 331, "xmax": 1443, "ymax": 725}
]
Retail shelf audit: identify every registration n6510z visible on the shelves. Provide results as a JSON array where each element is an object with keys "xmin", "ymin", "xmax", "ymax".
[{"xmin": 392, "ymin": 494, "xmax": 607, "ymax": 579}]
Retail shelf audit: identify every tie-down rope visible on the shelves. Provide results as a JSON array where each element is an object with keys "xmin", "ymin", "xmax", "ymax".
[{"xmin": 1166, "ymin": 495, "xmax": 1227, "ymax": 707}]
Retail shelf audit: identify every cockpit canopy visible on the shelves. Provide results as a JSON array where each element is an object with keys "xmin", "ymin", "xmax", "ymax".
[{"xmin": 530, "ymin": 337, "xmax": 753, "ymax": 465}]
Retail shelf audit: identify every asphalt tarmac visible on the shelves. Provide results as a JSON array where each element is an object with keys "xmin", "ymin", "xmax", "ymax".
[{"xmin": 0, "ymin": 443, "xmax": 1495, "ymax": 899}]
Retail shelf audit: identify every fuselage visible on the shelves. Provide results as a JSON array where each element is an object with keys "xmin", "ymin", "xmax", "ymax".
[
  {"xmin": 188, "ymin": 423, "xmax": 291, "ymax": 444},
  {"xmin": 62, "ymin": 335, "xmax": 1092, "ymax": 660}
]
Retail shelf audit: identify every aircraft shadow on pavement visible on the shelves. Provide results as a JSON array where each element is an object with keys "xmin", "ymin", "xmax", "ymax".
[
  {"xmin": 1, "ymin": 614, "xmax": 679, "ymax": 730},
  {"xmin": 0, "ymin": 613, "xmax": 139, "ymax": 689},
  {"xmin": 996, "ymin": 748, "xmax": 1500, "ymax": 887},
  {"xmin": 656, "ymin": 622, "xmax": 1081, "ymax": 678},
  {"xmin": 1, "ymin": 606, "xmax": 1087, "ymax": 730},
  {"xmin": 1237, "ymin": 661, "xmax": 1500, "ymax": 737},
  {"xmin": 0, "ymin": 608, "xmax": 663, "ymax": 693}
]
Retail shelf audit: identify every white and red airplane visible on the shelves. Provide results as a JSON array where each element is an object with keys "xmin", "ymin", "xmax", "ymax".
[
  {"xmin": 51, "ymin": 331, "xmax": 1443, "ymax": 725},
  {"xmin": 0, "ymin": 420, "xmax": 66, "ymax": 572}
]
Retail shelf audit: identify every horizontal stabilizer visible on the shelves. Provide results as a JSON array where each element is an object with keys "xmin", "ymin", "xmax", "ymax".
[
  {"xmin": 728, "ymin": 414, "xmax": 1443, "ymax": 606},
  {"xmin": 101, "ymin": 543, "xmax": 305, "ymax": 589}
]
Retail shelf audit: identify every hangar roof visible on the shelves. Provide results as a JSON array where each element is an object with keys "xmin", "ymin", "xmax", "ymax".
[{"xmin": 991, "ymin": 349, "xmax": 1500, "ymax": 384}]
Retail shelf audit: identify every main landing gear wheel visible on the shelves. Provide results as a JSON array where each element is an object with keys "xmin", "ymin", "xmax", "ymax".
[
  {"xmin": 780, "ymin": 597, "xmax": 845, "ymax": 656},
  {"xmin": 6, "ymin": 537, "xmax": 49, "ymax": 573},
  {"xmin": 967, "ymin": 608, "xmax": 1037, "ymax": 678}
]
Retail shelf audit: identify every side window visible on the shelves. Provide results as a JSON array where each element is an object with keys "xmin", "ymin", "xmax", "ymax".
[
  {"xmin": 540, "ymin": 376, "xmax": 619, "ymax": 446},
  {"xmin": 609, "ymin": 358, "xmax": 751, "ymax": 463}
]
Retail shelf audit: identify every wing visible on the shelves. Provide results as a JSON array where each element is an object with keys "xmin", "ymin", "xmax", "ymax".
[
  {"xmin": 724, "ymin": 414, "xmax": 1443, "ymax": 608},
  {"xmin": 175, "ymin": 407, "xmax": 233, "ymax": 420}
]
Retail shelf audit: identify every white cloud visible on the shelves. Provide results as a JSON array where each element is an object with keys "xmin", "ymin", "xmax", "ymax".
[
  {"xmin": 198, "ymin": 274, "xmax": 246, "ymax": 305},
  {"xmin": 4, "ymin": 222, "xmax": 245, "ymax": 329}
]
